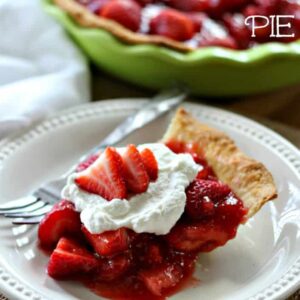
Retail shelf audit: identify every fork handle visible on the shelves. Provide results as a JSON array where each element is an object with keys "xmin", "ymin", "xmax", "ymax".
[{"xmin": 65, "ymin": 88, "xmax": 186, "ymax": 177}]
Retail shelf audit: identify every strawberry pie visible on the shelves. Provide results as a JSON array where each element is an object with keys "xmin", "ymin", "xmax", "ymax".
[
  {"xmin": 38, "ymin": 108, "xmax": 277, "ymax": 299},
  {"xmin": 54, "ymin": 0, "xmax": 300, "ymax": 51}
]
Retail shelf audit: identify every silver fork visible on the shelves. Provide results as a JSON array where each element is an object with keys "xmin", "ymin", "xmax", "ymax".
[{"xmin": 0, "ymin": 89, "xmax": 186, "ymax": 225}]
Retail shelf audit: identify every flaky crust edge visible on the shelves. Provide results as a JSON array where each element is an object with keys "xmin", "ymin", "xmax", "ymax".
[
  {"xmin": 53, "ymin": 0, "xmax": 193, "ymax": 52},
  {"xmin": 162, "ymin": 108, "xmax": 277, "ymax": 220}
]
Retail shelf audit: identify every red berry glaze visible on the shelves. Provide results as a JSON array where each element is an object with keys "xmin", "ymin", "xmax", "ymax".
[
  {"xmin": 186, "ymin": 12, "xmax": 207, "ymax": 31},
  {"xmin": 136, "ymin": 0, "xmax": 156, "ymax": 6},
  {"xmin": 39, "ymin": 141, "xmax": 248, "ymax": 299},
  {"xmin": 82, "ymin": 226, "xmax": 130, "ymax": 256},
  {"xmin": 78, "ymin": 0, "xmax": 300, "ymax": 49},
  {"xmin": 97, "ymin": 252, "xmax": 132, "ymax": 281},
  {"xmin": 166, "ymin": 220, "xmax": 230, "ymax": 252},
  {"xmin": 223, "ymin": 13, "xmax": 251, "ymax": 49},
  {"xmin": 47, "ymin": 238, "xmax": 98, "ymax": 279},
  {"xmin": 150, "ymin": 9, "xmax": 195, "ymax": 41},
  {"xmin": 165, "ymin": 141, "xmax": 247, "ymax": 253},
  {"xmin": 199, "ymin": 32, "xmax": 238, "ymax": 49},
  {"xmin": 209, "ymin": 0, "xmax": 249, "ymax": 15},
  {"xmin": 100, "ymin": 0, "xmax": 142, "ymax": 31},
  {"xmin": 38, "ymin": 200, "xmax": 81, "ymax": 249},
  {"xmin": 278, "ymin": 0, "xmax": 300, "ymax": 41},
  {"xmin": 144, "ymin": 242, "xmax": 164, "ymax": 265},
  {"xmin": 139, "ymin": 263, "xmax": 183, "ymax": 296},
  {"xmin": 185, "ymin": 179, "xmax": 231, "ymax": 219},
  {"xmin": 167, "ymin": 0, "xmax": 210, "ymax": 12}
]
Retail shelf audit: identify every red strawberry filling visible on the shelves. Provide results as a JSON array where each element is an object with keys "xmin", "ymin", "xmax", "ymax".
[
  {"xmin": 38, "ymin": 142, "xmax": 247, "ymax": 300},
  {"xmin": 100, "ymin": 0, "xmax": 142, "ymax": 32},
  {"xmin": 77, "ymin": 0, "xmax": 300, "ymax": 49},
  {"xmin": 82, "ymin": 226, "xmax": 130, "ymax": 256},
  {"xmin": 47, "ymin": 237, "xmax": 98, "ymax": 279},
  {"xmin": 38, "ymin": 200, "xmax": 82, "ymax": 249},
  {"xmin": 149, "ymin": 9, "xmax": 196, "ymax": 41}
]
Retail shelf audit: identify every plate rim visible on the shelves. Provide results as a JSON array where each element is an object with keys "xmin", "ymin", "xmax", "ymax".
[{"xmin": 0, "ymin": 99, "xmax": 299, "ymax": 300}]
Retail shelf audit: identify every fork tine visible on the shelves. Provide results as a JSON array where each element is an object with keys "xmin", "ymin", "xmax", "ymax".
[
  {"xmin": 4, "ymin": 204, "xmax": 52, "ymax": 218},
  {"xmin": 0, "ymin": 200, "xmax": 47, "ymax": 215},
  {"xmin": 0, "ymin": 196, "xmax": 39, "ymax": 211},
  {"xmin": 12, "ymin": 216, "xmax": 43, "ymax": 225},
  {"xmin": 34, "ymin": 188, "xmax": 61, "ymax": 205}
]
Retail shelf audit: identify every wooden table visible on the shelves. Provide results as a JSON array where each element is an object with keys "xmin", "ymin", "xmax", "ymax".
[{"xmin": 92, "ymin": 68, "xmax": 300, "ymax": 148}]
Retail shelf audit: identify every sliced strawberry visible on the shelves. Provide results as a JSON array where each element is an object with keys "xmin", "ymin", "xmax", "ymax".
[
  {"xmin": 47, "ymin": 237, "xmax": 98, "ymax": 279},
  {"xmin": 185, "ymin": 179, "xmax": 231, "ymax": 220},
  {"xmin": 76, "ymin": 154, "xmax": 99, "ymax": 172},
  {"xmin": 100, "ymin": 0, "xmax": 142, "ymax": 32},
  {"xmin": 139, "ymin": 263, "xmax": 183, "ymax": 296},
  {"xmin": 165, "ymin": 221, "xmax": 229, "ymax": 252},
  {"xmin": 82, "ymin": 226, "xmax": 129, "ymax": 256},
  {"xmin": 122, "ymin": 144, "xmax": 150, "ymax": 194},
  {"xmin": 140, "ymin": 148, "xmax": 158, "ymax": 181},
  {"xmin": 149, "ymin": 9, "xmax": 195, "ymax": 41},
  {"xmin": 38, "ymin": 200, "xmax": 81, "ymax": 249},
  {"xmin": 75, "ymin": 147, "xmax": 127, "ymax": 200},
  {"xmin": 165, "ymin": 140, "xmax": 185, "ymax": 154},
  {"xmin": 98, "ymin": 252, "xmax": 132, "ymax": 281}
]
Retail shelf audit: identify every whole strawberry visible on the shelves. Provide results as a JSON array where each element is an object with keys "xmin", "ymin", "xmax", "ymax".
[
  {"xmin": 185, "ymin": 179, "xmax": 231, "ymax": 219},
  {"xmin": 101, "ymin": 0, "xmax": 142, "ymax": 32},
  {"xmin": 149, "ymin": 9, "xmax": 195, "ymax": 41}
]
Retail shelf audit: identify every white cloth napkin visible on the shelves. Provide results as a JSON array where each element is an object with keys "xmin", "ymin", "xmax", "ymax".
[{"xmin": 0, "ymin": 0, "xmax": 90, "ymax": 139}]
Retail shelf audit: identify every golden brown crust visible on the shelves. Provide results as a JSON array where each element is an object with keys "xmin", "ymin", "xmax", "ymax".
[
  {"xmin": 162, "ymin": 108, "xmax": 277, "ymax": 220},
  {"xmin": 54, "ymin": 0, "xmax": 194, "ymax": 52}
]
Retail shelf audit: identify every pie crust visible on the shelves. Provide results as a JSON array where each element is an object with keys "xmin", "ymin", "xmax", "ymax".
[
  {"xmin": 162, "ymin": 108, "xmax": 277, "ymax": 219},
  {"xmin": 54, "ymin": 0, "xmax": 194, "ymax": 52}
]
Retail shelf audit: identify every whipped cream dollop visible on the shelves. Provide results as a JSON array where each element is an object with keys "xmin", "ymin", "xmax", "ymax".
[{"xmin": 62, "ymin": 143, "xmax": 201, "ymax": 235}]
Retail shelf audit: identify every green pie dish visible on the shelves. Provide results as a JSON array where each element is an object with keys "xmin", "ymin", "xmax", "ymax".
[{"xmin": 43, "ymin": 0, "xmax": 300, "ymax": 97}]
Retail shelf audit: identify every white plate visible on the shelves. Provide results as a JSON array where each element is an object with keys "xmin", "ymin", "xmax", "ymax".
[{"xmin": 0, "ymin": 100, "xmax": 299, "ymax": 300}]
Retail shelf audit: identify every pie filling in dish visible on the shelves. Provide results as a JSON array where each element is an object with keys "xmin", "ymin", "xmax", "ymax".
[
  {"xmin": 38, "ymin": 108, "xmax": 277, "ymax": 300},
  {"xmin": 54, "ymin": 0, "xmax": 300, "ymax": 51}
]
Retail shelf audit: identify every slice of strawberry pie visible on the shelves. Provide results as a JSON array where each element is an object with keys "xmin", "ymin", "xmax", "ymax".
[{"xmin": 37, "ymin": 108, "xmax": 277, "ymax": 300}]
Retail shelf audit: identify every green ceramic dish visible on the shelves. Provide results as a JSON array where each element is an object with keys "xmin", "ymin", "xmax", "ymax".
[{"xmin": 43, "ymin": 0, "xmax": 300, "ymax": 97}]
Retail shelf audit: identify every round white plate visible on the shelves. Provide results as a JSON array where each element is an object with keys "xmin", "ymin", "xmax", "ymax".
[{"xmin": 0, "ymin": 100, "xmax": 299, "ymax": 300}]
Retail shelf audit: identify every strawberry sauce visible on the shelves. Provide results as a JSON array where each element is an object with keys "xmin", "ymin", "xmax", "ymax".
[
  {"xmin": 77, "ymin": 0, "xmax": 300, "ymax": 49},
  {"xmin": 39, "ymin": 142, "xmax": 247, "ymax": 300}
]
